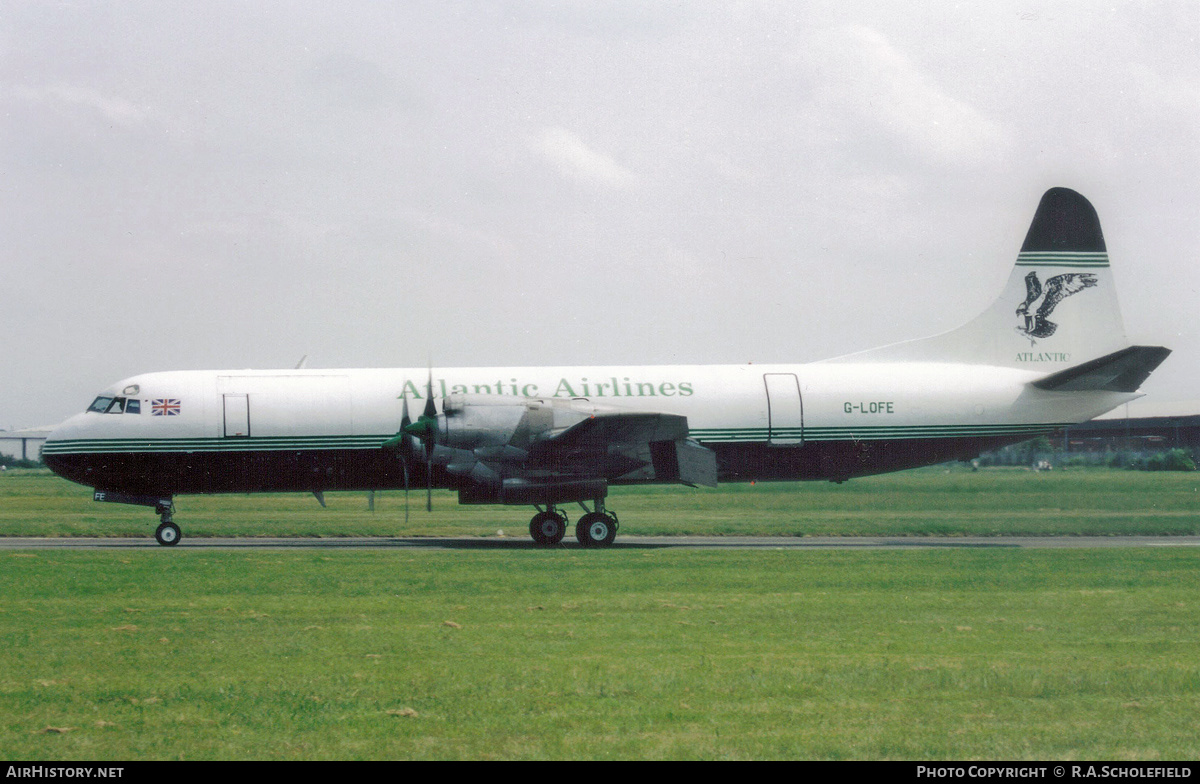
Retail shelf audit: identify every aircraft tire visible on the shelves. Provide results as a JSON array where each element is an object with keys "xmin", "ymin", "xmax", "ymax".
[
  {"xmin": 155, "ymin": 521, "xmax": 181, "ymax": 547},
  {"xmin": 529, "ymin": 511, "xmax": 566, "ymax": 546},
  {"xmin": 576, "ymin": 512, "xmax": 617, "ymax": 548}
]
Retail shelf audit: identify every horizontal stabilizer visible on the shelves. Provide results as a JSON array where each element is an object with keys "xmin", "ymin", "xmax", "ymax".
[{"xmin": 1031, "ymin": 346, "xmax": 1171, "ymax": 392}]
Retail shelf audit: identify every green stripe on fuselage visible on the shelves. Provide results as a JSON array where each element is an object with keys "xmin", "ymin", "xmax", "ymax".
[{"xmin": 43, "ymin": 423, "xmax": 1065, "ymax": 454}]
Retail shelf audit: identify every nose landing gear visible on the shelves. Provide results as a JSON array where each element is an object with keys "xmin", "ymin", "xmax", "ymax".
[{"xmin": 91, "ymin": 492, "xmax": 182, "ymax": 547}]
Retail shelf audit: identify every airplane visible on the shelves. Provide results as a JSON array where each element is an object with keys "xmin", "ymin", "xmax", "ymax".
[{"xmin": 42, "ymin": 187, "xmax": 1170, "ymax": 547}]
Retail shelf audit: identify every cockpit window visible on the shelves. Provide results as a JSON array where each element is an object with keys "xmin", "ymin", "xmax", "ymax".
[
  {"xmin": 87, "ymin": 396, "xmax": 114, "ymax": 413},
  {"xmin": 86, "ymin": 396, "xmax": 138, "ymax": 414}
]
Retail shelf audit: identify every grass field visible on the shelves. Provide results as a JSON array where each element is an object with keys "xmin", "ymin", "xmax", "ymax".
[
  {"xmin": 2, "ymin": 466, "xmax": 1199, "ymax": 538},
  {"xmin": 2, "ymin": 548, "xmax": 1198, "ymax": 760},
  {"xmin": 1, "ymin": 468, "xmax": 1198, "ymax": 760}
]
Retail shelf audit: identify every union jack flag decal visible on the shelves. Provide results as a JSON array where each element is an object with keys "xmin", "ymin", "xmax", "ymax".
[{"xmin": 151, "ymin": 399, "xmax": 181, "ymax": 416}]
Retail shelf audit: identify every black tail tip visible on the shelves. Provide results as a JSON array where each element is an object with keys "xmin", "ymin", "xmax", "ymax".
[{"xmin": 1020, "ymin": 187, "xmax": 1106, "ymax": 253}]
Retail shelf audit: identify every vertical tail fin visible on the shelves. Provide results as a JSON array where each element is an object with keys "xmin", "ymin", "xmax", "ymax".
[{"xmin": 828, "ymin": 188, "xmax": 1130, "ymax": 370}]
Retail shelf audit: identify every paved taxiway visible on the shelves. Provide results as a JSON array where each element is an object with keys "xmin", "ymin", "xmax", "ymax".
[{"xmin": 3, "ymin": 536, "xmax": 1199, "ymax": 550}]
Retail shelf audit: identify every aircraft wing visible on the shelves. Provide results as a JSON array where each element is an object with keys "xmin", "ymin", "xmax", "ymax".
[
  {"xmin": 542, "ymin": 412, "xmax": 690, "ymax": 451},
  {"xmin": 530, "ymin": 410, "xmax": 717, "ymax": 487}
]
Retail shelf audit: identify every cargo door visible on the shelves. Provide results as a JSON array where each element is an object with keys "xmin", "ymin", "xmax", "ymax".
[
  {"xmin": 223, "ymin": 393, "xmax": 250, "ymax": 437},
  {"xmin": 763, "ymin": 373, "xmax": 803, "ymax": 446},
  {"xmin": 217, "ymin": 375, "xmax": 352, "ymax": 437}
]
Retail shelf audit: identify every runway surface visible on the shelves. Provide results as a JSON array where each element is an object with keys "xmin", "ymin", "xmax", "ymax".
[{"xmin": 3, "ymin": 535, "xmax": 1200, "ymax": 550}]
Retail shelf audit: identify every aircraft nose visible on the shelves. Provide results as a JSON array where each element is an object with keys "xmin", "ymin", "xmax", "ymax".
[
  {"xmin": 46, "ymin": 412, "xmax": 90, "ymax": 443},
  {"xmin": 42, "ymin": 413, "xmax": 94, "ymax": 485}
]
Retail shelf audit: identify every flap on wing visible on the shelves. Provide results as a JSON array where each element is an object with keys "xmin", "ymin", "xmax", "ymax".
[
  {"xmin": 649, "ymin": 438, "xmax": 718, "ymax": 488},
  {"xmin": 1032, "ymin": 346, "xmax": 1171, "ymax": 393},
  {"xmin": 542, "ymin": 412, "xmax": 690, "ymax": 451}
]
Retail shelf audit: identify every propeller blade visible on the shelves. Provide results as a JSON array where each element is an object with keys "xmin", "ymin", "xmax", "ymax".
[
  {"xmin": 402, "ymin": 459, "xmax": 409, "ymax": 526},
  {"xmin": 423, "ymin": 365, "xmax": 436, "ymax": 419},
  {"xmin": 420, "ymin": 364, "xmax": 437, "ymax": 513},
  {"xmin": 383, "ymin": 389, "xmax": 419, "ymax": 451},
  {"xmin": 426, "ymin": 451, "xmax": 433, "ymax": 513}
]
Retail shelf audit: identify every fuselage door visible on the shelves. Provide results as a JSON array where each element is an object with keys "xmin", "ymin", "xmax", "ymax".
[
  {"xmin": 223, "ymin": 394, "xmax": 250, "ymax": 438},
  {"xmin": 764, "ymin": 373, "xmax": 803, "ymax": 446}
]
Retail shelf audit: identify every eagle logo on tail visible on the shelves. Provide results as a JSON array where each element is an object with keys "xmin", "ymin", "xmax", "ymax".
[{"xmin": 1016, "ymin": 272, "xmax": 1098, "ymax": 341}]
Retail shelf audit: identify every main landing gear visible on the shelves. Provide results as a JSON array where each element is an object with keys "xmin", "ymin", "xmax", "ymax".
[
  {"xmin": 576, "ymin": 508, "xmax": 618, "ymax": 548},
  {"xmin": 154, "ymin": 501, "xmax": 180, "ymax": 547},
  {"xmin": 528, "ymin": 500, "xmax": 619, "ymax": 548},
  {"xmin": 529, "ymin": 508, "xmax": 568, "ymax": 545}
]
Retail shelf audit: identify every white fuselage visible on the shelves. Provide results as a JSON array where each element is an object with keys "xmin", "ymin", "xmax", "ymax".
[{"xmin": 43, "ymin": 361, "xmax": 1134, "ymax": 498}]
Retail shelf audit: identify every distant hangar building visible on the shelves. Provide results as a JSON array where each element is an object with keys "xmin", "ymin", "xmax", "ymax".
[
  {"xmin": 0, "ymin": 428, "xmax": 53, "ymax": 463},
  {"xmin": 1062, "ymin": 400, "xmax": 1200, "ymax": 453}
]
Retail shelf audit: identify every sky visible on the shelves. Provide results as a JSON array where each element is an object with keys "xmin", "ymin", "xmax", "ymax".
[{"xmin": 2, "ymin": 1, "xmax": 1198, "ymax": 429}]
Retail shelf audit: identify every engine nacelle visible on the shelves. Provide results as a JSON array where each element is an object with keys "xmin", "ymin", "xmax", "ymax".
[
  {"xmin": 436, "ymin": 394, "xmax": 625, "ymax": 454},
  {"xmin": 438, "ymin": 395, "xmax": 532, "ymax": 452},
  {"xmin": 405, "ymin": 394, "xmax": 715, "ymax": 498}
]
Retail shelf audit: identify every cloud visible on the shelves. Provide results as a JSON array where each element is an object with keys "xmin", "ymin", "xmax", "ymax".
[
  {"xmin": 10, "ymin": 83, "xmax": 161, "ymax": 128},
  {"xmin": 300, "ymin": 53, "xmax": 421, "ymax": 113},
  {"xmin": 533, "ymin": 126, "xmax": 636, "ymax": 188},
  {"xmin": 803, "ymin": 25, "xmax": 1013, "ymax": 168}
]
